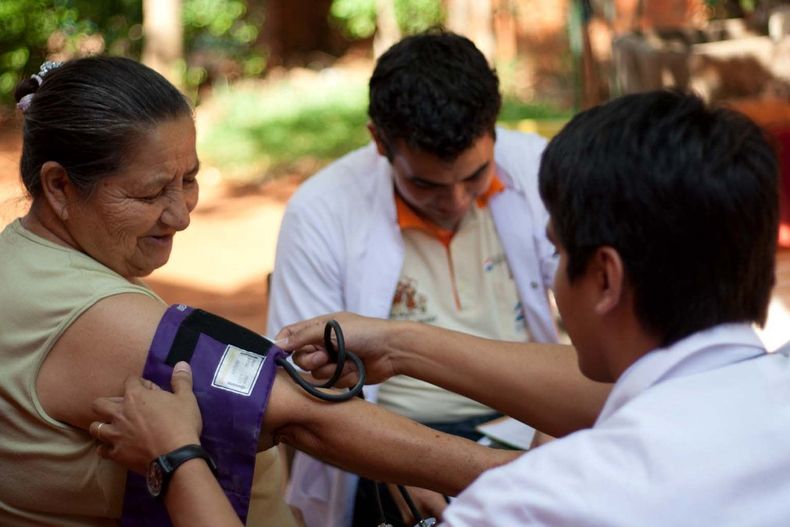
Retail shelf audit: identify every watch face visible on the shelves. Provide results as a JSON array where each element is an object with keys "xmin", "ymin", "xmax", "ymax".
[{"xmin": 146, "ymin": 460, "xmax": 164, "ymax": 498}]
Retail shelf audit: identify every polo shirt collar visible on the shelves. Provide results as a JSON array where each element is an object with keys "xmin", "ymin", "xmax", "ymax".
[
  {"xmin": 394, "ymin": 172, "xmax": 506, "ymax": 247},
  {"xmin": 596, "ymin": 323, "xmax": 766, "ymax": 424}
]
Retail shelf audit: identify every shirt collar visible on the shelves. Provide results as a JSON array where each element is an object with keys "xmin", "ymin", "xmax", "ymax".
[
  {"xmin": 475, "ymin": 172, "xmax": 506, "ymax": 207},
  {"xmin": 596, "ymin": 323, "xmax": 766, "ymax": 424},
  {"xmin": 395, "ymin": 172, "xmax": 506, "ymax": 247}
]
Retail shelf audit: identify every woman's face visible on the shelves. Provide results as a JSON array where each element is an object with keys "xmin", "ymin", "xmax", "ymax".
[{"xmin": 65, "ymin": 116, "xmax": 199, "ymax": 279}]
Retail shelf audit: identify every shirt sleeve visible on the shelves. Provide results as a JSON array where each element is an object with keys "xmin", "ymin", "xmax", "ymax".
[
  {"xmin": 501, "ymin": 129, "xmax": 558, "ymax": 293},
  {"xmin": 534, "ymin": 205, "xmax": 559, "ymax": 291},
  {"xmin": 266, "ymin": 192, "xmax": 346, "ymax": 333},
  {"xmin": 441, "ymin": 429, "xmax": 633, "ymax": 527},
  {"xmin": 525, "ymin": 134, "xmax": 559, "ymax": 292}
]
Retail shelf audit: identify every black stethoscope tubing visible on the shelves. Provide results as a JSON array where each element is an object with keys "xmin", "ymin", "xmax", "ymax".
[{"xmin": 276, "ymin": 319, "xmax": 366, "ymax": 402}]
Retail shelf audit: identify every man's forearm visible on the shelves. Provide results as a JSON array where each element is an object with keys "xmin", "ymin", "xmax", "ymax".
[
  {"xmin": 385, "ymin": 322, "xmax": 611, "ymax": 437},
  {"xmin": 269, "ymin": 386, "xmax": 518, "ymax": 496}
]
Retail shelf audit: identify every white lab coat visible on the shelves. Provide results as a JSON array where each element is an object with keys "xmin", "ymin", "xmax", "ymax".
[
  {"xmin": 267, "ymin": 128, "xmax": 559, "ymax": 527},
  {"xmin": 444, "ymin": 325, "xmax": 790, "ymax": 526}
]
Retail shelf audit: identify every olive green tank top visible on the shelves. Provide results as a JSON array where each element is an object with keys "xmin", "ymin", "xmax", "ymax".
[
  {"xmin": 0, "ymin": 219, "xmax": 297, "ymax": 526},
  {"xmin": 0, "ymin": 219, "xmax": 160, "ymax": 525}
]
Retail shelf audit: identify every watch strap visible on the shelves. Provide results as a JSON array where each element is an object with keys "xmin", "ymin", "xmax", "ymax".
[
  {"xmin": 154, "ymin": 444, "xmax": 217, "ymax": 499},
  {"xmin": 161, "ymin": 444, "xmax": 217, "ymax": 475}
]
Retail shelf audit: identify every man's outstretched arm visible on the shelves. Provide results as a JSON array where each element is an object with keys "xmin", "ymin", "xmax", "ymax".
[
  {"xmin": 279, "ymin": 312, "xmax": 611, "ymax": 437},
  {"xmin": 264, "ymin": 369, "xmax": 520, "ymax": 496}
]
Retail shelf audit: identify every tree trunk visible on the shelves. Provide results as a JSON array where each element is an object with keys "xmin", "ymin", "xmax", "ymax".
[
  {"xmin": 258, "ymin": 0, "xmax": 346, "ymax": 68},
  {"xmin": 493, "ymin": 0, "xmax": 517, "ymax": 64},
  {"xmin": 445, "ymin": 0, "xmax": 496, "ymax": 61},
  {"xmin": 374, "ymin": 0, "xmax": 401, "ymax": 57},
  {"xmin": 142, "ymin": 0, "xmax": 183, "ymax": 87}
]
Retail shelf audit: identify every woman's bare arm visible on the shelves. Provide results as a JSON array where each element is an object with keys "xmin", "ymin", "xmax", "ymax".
[{"xmin": 37, "ymin": 293, "xmax": 166, "ymax": 430}]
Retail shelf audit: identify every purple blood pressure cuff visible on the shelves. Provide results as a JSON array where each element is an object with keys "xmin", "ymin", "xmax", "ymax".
[{"xmin": 121, "ymin": 304, "xmax": 286, "ymax": 526}]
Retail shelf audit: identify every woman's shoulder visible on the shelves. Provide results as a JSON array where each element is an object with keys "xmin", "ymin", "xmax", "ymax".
[{"xmin": 2, "ymin": 218, "xmax": 160, "ymax": 305}]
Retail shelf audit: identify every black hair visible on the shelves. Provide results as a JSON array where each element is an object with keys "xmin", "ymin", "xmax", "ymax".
[
  {"xmin": 368, "ymin": 28, "xmax": 501, "ymax": 161},
  {"xmin": 539, "ymin": 90, "xmax": 778, "ymax": 346},
  {"xmin": 15, "ymin": 56, "xmax": 192, "ymax": 198}
]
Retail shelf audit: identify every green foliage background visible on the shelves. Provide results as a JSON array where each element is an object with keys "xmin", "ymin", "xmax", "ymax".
[
  {"xmin": 0, "ymin": 0, "xmax": 265, "ymax": 105},
  {"xmin": 0, "ymin": 0, "xmax": 141, "ymax": 104},
  {"xmin": 199, "ymin": 73, "xmax": 569, "ymax": 183},
  {"xmin": 1, "ymin": 0, "xmax": 570, "ymax": 183},
  {"xmin": 0, "ymin": 0, "xmax": 451, "ymax": 106},
  {"xmin": 330, "ymin": 0, "xmax": 444, "ymax": 38}
]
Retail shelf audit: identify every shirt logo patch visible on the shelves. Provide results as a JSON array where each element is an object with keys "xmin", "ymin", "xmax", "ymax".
[{"xmin": 390, "ymin": 277, "xmax": 435, "ymax": 323}]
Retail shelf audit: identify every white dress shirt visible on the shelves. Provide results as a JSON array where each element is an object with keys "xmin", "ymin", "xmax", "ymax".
[{"xmin": 444, "ymin": 324, "xmax": 790, "ymax": 526}]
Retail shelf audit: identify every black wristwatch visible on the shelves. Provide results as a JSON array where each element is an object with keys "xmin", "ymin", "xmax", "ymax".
[{"xmin": 146, "ymin": 444, "xmax": 218, "ymax": 499}]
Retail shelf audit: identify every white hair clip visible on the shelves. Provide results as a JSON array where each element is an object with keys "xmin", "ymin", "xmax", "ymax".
[
  {"xmin": 16, "ymin": 94, "xmax": 34, "ymax": 112},
  {"xmin": 32, "ymin": 60, "xmax": 63, "ymax": 85},
  {"xmin": 17, "ymin": 60, "xmax": 64, "ymax": 113}
]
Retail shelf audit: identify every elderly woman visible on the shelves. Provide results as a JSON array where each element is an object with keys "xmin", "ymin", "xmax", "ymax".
[
  {"xmin": 0, "ymin": 56, "xmax": 297, "ymax": 526},
  {"xmin": 0, "ymin": 57, "xmax": 521, "ymax": 526}
]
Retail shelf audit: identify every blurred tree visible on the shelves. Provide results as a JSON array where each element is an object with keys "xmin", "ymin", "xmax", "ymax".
[
  {"xmin": 258, "ymin": 0, "xmax": 346, "ymax": 68},
  {"xmin": 374, "ymin": 0, "xmax": 400, "ymax": 56},
  {"xmin": 445, "ymin": 0, "xmax": 495, "ymax": 59},
  {"xmin": 0, "ymin": 0, "xmax": 141, "ymax": 106},
  {"xmin": 705, "ymin": 0, "xmax": 748, "ymax": 17},
  {"xmin": 396, "ymin": 0, "xmax": 445, "ymax": 33},
  {"xmin": 0, "ymin": 0, "xmax": 267, "ymax": 106},
  {"xmin": 142, "ymin": 0, "xmax": 183, "ymax": 85},
  {"xmin": 330, "ymin": 0, "xmax": 379, "ymax": 39},
  {"xmin": 493, "ymin": 0, "xmax": 518, "ymax": 64},
  {"xmin": 183, "ymin": 0, "xmax": 266, "ymax": 93},
  {"xmin": 329, "ymin": 0, "xmax": 444, "ymax": 41}
]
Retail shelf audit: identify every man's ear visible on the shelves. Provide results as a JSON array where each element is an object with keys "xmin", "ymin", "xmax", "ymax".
[
  {"xmin": 590, "ymin": 246, "xmax": 626, "ymax": 316},
  {"xmin": 39, "ymin": 161, "xmax": 75, "ymax": 221},
  {"xmin": 367, "ymin": 123, "xmax": 389, "ymax": 158}
]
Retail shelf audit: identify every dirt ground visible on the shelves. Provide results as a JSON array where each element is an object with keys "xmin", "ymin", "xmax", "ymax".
[{"xmin": 2, "ymin": 116, "xmax": 789, "ymax": 348}]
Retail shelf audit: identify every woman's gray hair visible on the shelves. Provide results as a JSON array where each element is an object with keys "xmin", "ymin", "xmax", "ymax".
[{"xmin": 14, "ymin": 56, "xmax": 192, "ymax": 198}]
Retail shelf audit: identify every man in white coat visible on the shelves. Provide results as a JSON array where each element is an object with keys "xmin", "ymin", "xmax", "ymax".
[
  {"xmin": 267, "ymin": 29, "xmax": 559, "ymax": 527},
  {"xmin": 280, "ymin": 89, "xmax": 790, "ymax": 526}
]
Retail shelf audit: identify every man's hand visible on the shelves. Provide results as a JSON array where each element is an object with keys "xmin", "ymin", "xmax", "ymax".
[
  {"xmin": 90, "ymin": 361, "xmax": 202, "ymax": 474},
  {"xmin": 276, "ymin": 312, "xmax": 402, "ymax": 386}
]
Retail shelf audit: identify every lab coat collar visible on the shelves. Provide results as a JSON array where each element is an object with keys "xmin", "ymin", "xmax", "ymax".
[{"xmin": 596, "ymin": 323, "xmax": 766, "ymax": 424}]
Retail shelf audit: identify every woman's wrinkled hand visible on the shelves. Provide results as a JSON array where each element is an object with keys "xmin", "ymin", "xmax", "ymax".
[{"xmin": 90, "ymin": 361, "xmax": 202, "ymax": 474}]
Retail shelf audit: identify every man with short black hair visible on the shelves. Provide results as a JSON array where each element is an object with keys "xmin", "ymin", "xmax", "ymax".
[
  {"xmin": 268, "ymin": 29, "xmax": 560, "ymax": 527},
  {"xmin": 441, "ymin": 88, "xmax": 785, "ymax": 525},
  {"xmin": 280, "ymin": 89, "xmax": 790, "ymax": 525}
]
